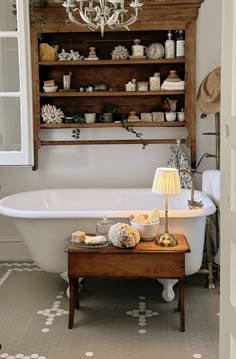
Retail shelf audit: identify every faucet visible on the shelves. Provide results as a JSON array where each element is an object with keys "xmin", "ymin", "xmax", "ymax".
[{"xmin": 179, "ymin": 170, "xmax": 203, "ymax": 209}]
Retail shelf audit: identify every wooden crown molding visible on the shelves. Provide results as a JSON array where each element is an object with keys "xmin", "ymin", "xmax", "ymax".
[{"xmin": 30, "ymin": 0, "xmax": 204, "ymax": 24}]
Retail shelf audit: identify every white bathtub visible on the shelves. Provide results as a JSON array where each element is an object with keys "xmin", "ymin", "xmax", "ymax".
[{"xmin": 0, "ymin": 188, "xmax": 215, "ymax": 276}]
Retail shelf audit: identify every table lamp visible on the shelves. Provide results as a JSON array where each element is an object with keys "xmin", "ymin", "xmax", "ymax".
[{"xmin": 152, "ymin": 167, "xmax": 181, "ymax": 246}]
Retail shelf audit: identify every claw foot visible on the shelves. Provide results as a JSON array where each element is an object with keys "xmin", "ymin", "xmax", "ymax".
[
  {"xmin": 157, "ymin": 279, "xmax": 178, "ymax": 302},
  {"xmin": 60, "ymin": 271, "xmax": 83, "ymax": 298}
]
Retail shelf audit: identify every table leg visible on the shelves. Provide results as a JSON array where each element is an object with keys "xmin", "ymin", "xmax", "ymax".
[
  {"xmin": 179, "ymin": 279, "xmax": 185, "ymax": 332},
  {"xmin": 69, "ymin": 277, "xmax": 77, "ymax": 329},
  {"xmin": 75, "ymin": 278, "xmax": 80, "ymax": 310}
]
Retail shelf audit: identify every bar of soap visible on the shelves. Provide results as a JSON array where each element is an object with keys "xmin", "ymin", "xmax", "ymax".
[
  {"xmin": 71, "ymin": 230, "xmax": 86, "ymax": 243},
  {"xmin": 85, "ymin": 236, "xmax": 107, "ymax": 245}
]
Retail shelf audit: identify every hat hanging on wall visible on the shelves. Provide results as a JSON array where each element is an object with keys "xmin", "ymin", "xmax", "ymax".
[{"xmin": 197, "ymin": 67, "xmax": 221, "ymax": 115}]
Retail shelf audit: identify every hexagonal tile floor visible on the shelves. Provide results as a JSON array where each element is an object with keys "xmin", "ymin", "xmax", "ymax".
[{"xmin": 0, "ymin": 262, "xmax": 219, "ymax": 359}]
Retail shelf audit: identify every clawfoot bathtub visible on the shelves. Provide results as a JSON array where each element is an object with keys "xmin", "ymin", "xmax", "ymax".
[{"xmin": 0, "ymin": 188, "xmax": 215, "ymax": 301}]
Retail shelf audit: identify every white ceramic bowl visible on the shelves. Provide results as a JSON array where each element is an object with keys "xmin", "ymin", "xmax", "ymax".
[
  {"xmin": 130, "ymin": 220, "xmax": 160, "ymax": 241},
  {"xmin": 43, "ymin": 86, "xmax": 58, "ymax": 93},
  {"xmin": 177, "ymin": 112, "xmax": 185, "ymax": 122},
  {"xmin": 165, "ymin": 112, "xmax": 176, "ymax": 122}
]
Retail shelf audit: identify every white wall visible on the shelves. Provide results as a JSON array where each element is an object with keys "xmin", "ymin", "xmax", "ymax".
[
  {"xmin": 0, "ymin": 0, "xmax": 222, "ymax": 260},
  {"xmin": 196, "ymin": 0, "xmax": 222, "ymax": 185}
]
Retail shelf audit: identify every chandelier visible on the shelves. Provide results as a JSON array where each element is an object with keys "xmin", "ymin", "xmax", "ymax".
[{"xmin": 62, "ymin": 0, "xmax": 144, "ymax": 37}]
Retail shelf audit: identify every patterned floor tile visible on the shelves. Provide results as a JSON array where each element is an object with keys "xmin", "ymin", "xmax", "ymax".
[{"xmin": 0, "ymin": 262, "xmax": 219, "ymax": 359}]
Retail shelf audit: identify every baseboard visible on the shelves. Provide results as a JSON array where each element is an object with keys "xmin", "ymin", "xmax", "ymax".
[{"xmin": 0, "ymin": 236, "xmax": 32, "ymax": 261}]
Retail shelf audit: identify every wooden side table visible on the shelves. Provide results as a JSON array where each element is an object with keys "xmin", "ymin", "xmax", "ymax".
[{"xmin": 65, "ymin": 234, "xmax": 190, "ymax": 331}]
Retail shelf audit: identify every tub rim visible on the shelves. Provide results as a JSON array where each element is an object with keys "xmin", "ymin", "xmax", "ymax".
[{"xmin": 0, "ymin": 188, "xmax": 216, "ymax": 219}]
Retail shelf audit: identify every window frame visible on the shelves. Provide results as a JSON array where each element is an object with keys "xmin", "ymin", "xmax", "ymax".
[{"xmin": 0, "ymin": 0, "xmax": 33, "ymax": 166}]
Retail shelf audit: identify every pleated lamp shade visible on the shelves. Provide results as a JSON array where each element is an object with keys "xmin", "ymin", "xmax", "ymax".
[{"xmin": 152, "ymin": 168, "xmax": 181, "ymax": 194}]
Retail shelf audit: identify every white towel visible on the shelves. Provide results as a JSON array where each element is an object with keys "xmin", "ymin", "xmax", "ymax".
[
  {"xmin": 161, "ymin": 80, "xmax": 185, "ymax": 90},
  {"xmin": 202, "ymin": 170, "xmax": 221, "ymax": 209},
  {"xmin": 202, "ymin": 170, "xmax": 221, "ymax": 265}
]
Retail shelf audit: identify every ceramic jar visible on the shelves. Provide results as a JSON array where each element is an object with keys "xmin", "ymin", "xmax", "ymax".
[
  {"xmin": 132, "ymin": 39, "xmax": 146, "ymax": 57},
  {"xmin": 149, "ymin": 72, "xmax": 160, "ymax": 91},
  {"xmin": 128, "ymin": 111, "xmax": 140, "ymax": 121}
]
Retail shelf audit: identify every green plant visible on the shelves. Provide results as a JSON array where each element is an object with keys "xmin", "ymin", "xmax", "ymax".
[
  {"xmin": 72, "ymin": 128, "xmax": 80, "ymax": 140},
  {"xmin": 121, "ymin": 120, "xmax": 147, "ymax": 150},
  {"xmin": 102, "ymin": 103, "xmax": 116, "ymax": 113},
  {"xmin": 73, "ymin": 114, "xmax": 85, "ymax": 124}
]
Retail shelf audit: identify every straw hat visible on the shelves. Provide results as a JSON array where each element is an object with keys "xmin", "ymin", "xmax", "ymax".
[{"xmin": 197, "ymin": 67, "xmax": 221, "ymax": 114}]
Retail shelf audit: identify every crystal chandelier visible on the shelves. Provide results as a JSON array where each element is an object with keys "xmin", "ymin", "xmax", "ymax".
[{"xmin": 62, "ymin": 0, "xmax": 144, "ymax": 37}]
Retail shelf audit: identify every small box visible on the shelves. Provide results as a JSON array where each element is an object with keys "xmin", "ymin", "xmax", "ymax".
[
  {"xmin": 125, "ymin": 83, "xmax": 136, "ymax": 91},
  {"xmin": 152, "ymin": 112, "xmax": 165, "ymax": 122},
  {"xmin": 137, "ymin": 81, "xmax": 149, "ymax": 91},
  {"xmin": 141, "ymin": 113, "xmax": 152, "ymax": 122}
]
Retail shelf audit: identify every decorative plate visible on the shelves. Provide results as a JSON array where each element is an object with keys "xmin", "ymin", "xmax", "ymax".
[
  {"xmin": 146, "ymin": 43, "xmax": 165, "ymax": 59},
  {"xmin": 70, "ymin": 239, "xmax": 109, "ymax": 249}
]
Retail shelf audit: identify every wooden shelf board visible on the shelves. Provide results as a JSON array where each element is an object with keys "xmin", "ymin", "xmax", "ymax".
[
  {"xmin": 39, "ymin": 58, "xmax": 185, "ymax": 66},
  {"xmin": 40, "ymin": 90, "xmax": 185, "ymax": 97},
  {"xmin": 40, "ymin": 122, "xmax": 185, "ymax": 129},
  {"xmin": 40, "ymin": 139, "xmax": 186, "ymax": 146}
]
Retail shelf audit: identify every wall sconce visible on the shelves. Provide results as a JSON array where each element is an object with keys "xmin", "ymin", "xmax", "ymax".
[{"xmin": 152, "ymin": 167, "xmax": 181, "ymax": 247}]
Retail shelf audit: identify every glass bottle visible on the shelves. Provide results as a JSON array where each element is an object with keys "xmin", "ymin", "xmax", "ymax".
[
  {"xmin": 176, "ymin": 30, "xmax": 185, "ymax": 58},
  {"xmin": 165, "ymin": 30, "xmax": 175, "ymax": 59},
  {"xmin": 96, "ymin": 216, "xmax": 114, "ymax": 239}
]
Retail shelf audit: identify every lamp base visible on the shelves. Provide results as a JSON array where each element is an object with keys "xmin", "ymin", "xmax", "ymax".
[{"xmin": 155, "ymin": 232, "xmax": 178, "ymax": 247}]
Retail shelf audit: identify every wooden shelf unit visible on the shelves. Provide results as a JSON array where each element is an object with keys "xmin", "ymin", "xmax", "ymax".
[{"xmin": 30, "ymin": 0, "xmax": 204, "ymax": 170}]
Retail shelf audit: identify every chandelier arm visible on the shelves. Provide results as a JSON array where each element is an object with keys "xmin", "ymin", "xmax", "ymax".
[
  {"xmin": 107, "ymin": 11, "xmax": 119, "ymax": 26},
  {"xmin": 109, "ymin": 13, "xmax": 138, "ymax": 29},
  {"xmin": 79, "ymin": 8, "xmax": 100, "ymax": 29},
  {"xmin": 88, "ymin": 26, "xmax": 96, "ymax": 32},
  {"xmin": 93, "ymin": 6, "xmax": 102, "ymax": 22},
  {"xmin": 67, "ymin": 8, "xmax": 88, "ymax": 26}
]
